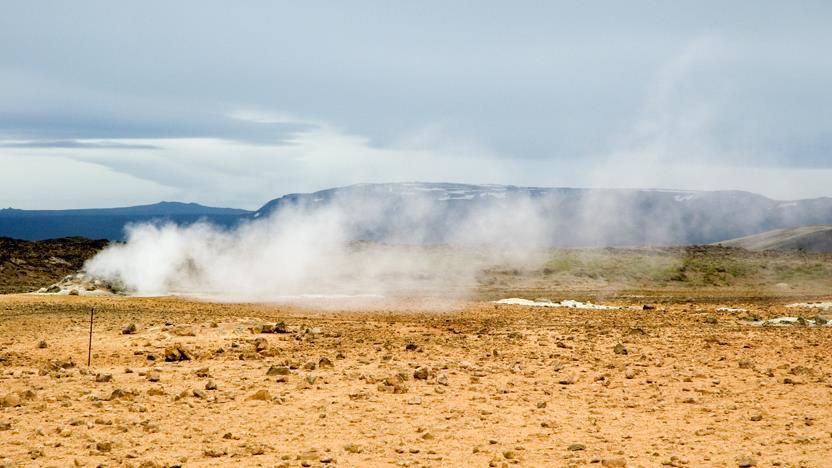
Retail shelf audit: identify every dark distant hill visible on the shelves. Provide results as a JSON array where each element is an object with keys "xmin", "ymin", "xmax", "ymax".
[
  {"xmin": 0, "ymin": 202, "xmax": 251, "ymax": 240},
  {"xmin": 254, "ymin": 183, "xmax": 832, "ymax": 247},
  {"xmin": 716, "ymin": 225, "xmax": 832, "ymax": 253}
]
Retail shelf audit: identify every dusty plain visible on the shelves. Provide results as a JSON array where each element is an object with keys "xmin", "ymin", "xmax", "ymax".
[{"xmin": 1, "ymin": 291, "xmax": 831, "ymax": 467}]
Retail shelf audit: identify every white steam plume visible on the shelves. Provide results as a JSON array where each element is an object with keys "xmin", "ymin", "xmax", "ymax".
[{"xmin": 84, "ymin": 189, "xmax": 552, "ymax": 301}]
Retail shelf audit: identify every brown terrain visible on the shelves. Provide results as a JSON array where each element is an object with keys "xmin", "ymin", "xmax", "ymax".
[
  {"xmin": 1, "ymin": 294, "xmax": 831, "ymax": 467},
  {"xmin": 1, "ymin": 239, "xmax": 831, "ymax": 467}
]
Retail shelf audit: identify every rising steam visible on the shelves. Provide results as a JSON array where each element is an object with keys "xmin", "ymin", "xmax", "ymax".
[{"xmin": 84, "ymin": 188, "xmax": 552, "ymax": 301}]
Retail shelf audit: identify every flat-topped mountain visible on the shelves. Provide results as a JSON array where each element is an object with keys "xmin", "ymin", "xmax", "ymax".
[
  {"xmin": 0, "ymin": 202, "xmax": 251, "ymax": 240},
  {"xmin": 254, "ymin": 183, "xmax": 832, "ymax": 247}
]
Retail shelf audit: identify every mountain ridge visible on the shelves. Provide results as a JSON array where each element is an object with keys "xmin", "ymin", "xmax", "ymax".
[{"xmin": 3, "ymin": 183, "xmax": 832, "ymax": 244}]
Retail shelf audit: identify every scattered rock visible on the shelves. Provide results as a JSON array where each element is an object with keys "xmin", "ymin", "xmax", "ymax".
[
  {"xmin": 247, "ymin": 389, "xmax": 271, "ymax": 401},
  {"xmin": 436, "ymin": 373, "xmax": 449, "ymax": 386},
  {"xmin": 737, "ymin": 456, "xmax": 757, "ymax": 467},
  {"xmin": 96, "ymin": 441, "xmax": 112, "ymax": 452},
  {"xmin": 122, "ymin": 323, "xmax": 137, "ymax": 335},
  {"xmin": 254, "ymin": 337, "xmax": 268, "ymax": 352},
  {"xmin": 344, "ymin": 444, "xmax": 363, "ymax": 454},
  {"xmin": 568, "ymin": 443, "xmax": 585, "ymax": 451},
  {"xmin": 95, "ymin": 373, "xmax": 113, "ymax": 383},
  {"xmin": 267, "ymin": 365, "xmax": 290, "ymax": 376},
  {"xmin": 170, "ymin": 326, "xmax": 195, "ymax": 337},
  {"xmin": 146, "ymin": 370, "xmax": 161, "ymax": 382},
  {"xmin": 558, "ymin": 374, "xmax": 577, "ymax": 385},
  {"xmin": 318, "ymin": 357, "xmax": 334, "ymax": 369},
  {"xmin": 192, "ymin": 388, "xmax": 207, "ymax": 399},
  {"xmin": 203, "ymin": 447, "xmax": 227, "ymax": 458},
  {"xmin": 413, "ymin": 367, "xmax": 429, "ymax": 380},
  {"xmin": 205, "ymin": 380, "xmax": 217, "ymax": 390},
  {"xmin": 749, "ymin": 411, "xmax": 763, "ymax": 422},
  {"xmin": 37, "ymin": 340, "xmax": 48, "ymax": 349},
  {"xmin": 405, "ymin": 343, "xmax": 419, "ymax": 351},
  {"xmin": 164, "ymin": 344, "xmax": 192, "ymax": 362},
  {"xmin": 613, "ymin": 343, "xmax": 628, "ymax": 355},
  {"xmin": 1, "ymin": 394, "xmax": 21, "ymax": 408},
  {"xmin": 602, "ymin": 458, "xmax": 627, "ymax": 467}
]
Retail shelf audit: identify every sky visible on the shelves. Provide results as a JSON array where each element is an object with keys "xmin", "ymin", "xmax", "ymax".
[{"xmin": 1, "ymin": 1, "xmax": 831, "ymax": 209}]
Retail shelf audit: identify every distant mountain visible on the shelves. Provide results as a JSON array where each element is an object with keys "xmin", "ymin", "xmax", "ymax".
[
  {"xmin": 716, "ymin": 225, "xmax": 832, "ymax": 253},
  {"xmin": 254, "ymin": 183, "xmax": 832, "ymax": 247},
  {"xmin": 0, "ymin": 202, "xmax": 251, "ymax": 240},
  {"xmin": 3, "ymin": 183, "xmax": 831, "ymax": 245}
]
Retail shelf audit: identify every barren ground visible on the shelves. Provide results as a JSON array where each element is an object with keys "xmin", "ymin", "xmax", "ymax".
[{"xmin": 1, "ymin": 294, "xmax": 831, "ymax": 467}]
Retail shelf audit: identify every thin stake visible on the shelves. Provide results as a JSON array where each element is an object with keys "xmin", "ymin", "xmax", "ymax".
[{"xmin": 87, "ymin": 307, "xmax": 94, "ymax": 367}]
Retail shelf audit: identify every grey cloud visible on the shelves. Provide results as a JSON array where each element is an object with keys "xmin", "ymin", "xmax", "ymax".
[{"xmin": 0, "ymin": 0, "xmax": 831, "ymax": 207}]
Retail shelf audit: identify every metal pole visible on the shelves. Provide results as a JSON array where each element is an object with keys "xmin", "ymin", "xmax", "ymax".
[{"xmin": 87, "ymin": 308, "xmax": 94, "ymax": 367}]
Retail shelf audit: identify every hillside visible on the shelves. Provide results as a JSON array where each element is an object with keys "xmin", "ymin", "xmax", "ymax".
[
  {"xmin": 0, "ymin": 237, "xmax": 108, "ymax": 293},
  {"xmin": 717, "ymin": 225, "xmax": 832, "ymax": 253}
]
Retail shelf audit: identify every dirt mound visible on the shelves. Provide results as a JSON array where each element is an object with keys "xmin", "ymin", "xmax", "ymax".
[
  {"xmin": 34, "ymin": 272, "xmax": 123, "ymax": 296},
  {"xmin": 0, "ymin": 237, "xmax": 108, "ymax": 294}
]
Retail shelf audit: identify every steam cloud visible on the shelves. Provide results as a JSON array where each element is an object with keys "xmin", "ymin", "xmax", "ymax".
[{"xmin": 84, "ymin": 190, "xmax": 552, "ymax": 301}]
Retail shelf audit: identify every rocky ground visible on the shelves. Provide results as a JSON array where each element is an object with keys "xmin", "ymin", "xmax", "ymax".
[{"xmin": 1, "ymin": 294, "xmax": 831, "ymax": 467}]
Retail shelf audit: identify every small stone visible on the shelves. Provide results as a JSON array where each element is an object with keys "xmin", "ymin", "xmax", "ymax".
[
  {"xmin": 205, "ymin": 380, "xmax": 217, "ymax": 390},
  {"xmin": 203, "ymin": 447, "xmax": 227, "ymax": 458},
  {"xmin": 146, "ymin": 370, "xmax": 161, "ymax": 382},
  {"xmin": 568, "ymin": 444, "xmax": 585, "ymax": 451},
  {"xmin": 407, "ymin": 396, "xmax": 422, "ymax": 405},
  {"xmin": 1, "ymin": 394, "xmax": 21, "ymax": 408},
  {"xmin": 37, "ymin": 340, "xmax": 48, "ymax": 349},
  {"xmin": 624, "ymin": 368, "xmax": 636, "ymax": 379},
  {"xmin": 737, "ymin": 456, "xmax": 757, "ymax": 467},
  {"xmin": 318, "ymin": 357, "xmax": 334, "ymax": 369},
  {"xmin": 602, "ymin": 458, "xmax": 627, "ymax": 467},
  {"xmin": 344, "ymin": 444, "xmax": 363, "ymax": 454},
  {"xmin": 95, "ymin": 373, "xmax": 113, "ymax": 383},
  {"xmin": 192, "ymin": 389, "xmax": 207, "ymax": 399},
  {"xmin": 0, "ymin": 421, "xmax": 11, "ymax": 431},
  {"xmin": 503, "ymin": 451, "xmax": 516, "ymax": 460},
  {"xmin": 247, "ymin": 389, "xmax": 271, "ymax": 401},
  {"xmin": 195, "ymin": 367, "xmax": 210, "ymax": 377},
  {"xmin": 163, "ymin": 344, "xmax": 192, "ymax": 362},
  {"xmin": 436, "ymin": 373, "xmax": 449, "ymax": 386},
  {"xmin": 267, "ymin": 365, "xmax": 290, "ymax": 376},
  {"xmin": 96, "ymin": 441, "xmax": 112, "ymax": 452},
  {"xmin": 274, "ymin": 322, "xmax": 288, "ymax": 333},
  {"xmin": 413, "ymin": 367, "xmax": 429, "ymax": 380},
  {"xmin": 254, "ymin": 337, "xmax": 268, "ymax": 352},
  {"xmin": 613, "ymin": 344, "xmax": 628, "ymax": 355},
  {"xmin": 749, "ymin": 411, "xmax": 763, "ymax": 422},
  {"xmin": 122, "ymin": 323, "xmax": 137, "ymax": 335},
  {"xmin": 558, "ymin": 374, "xmax": 577, "ymax": 385},
  {"xmin": 405, "ymin": 343, "xmax": 419, "ymax": 351}
]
